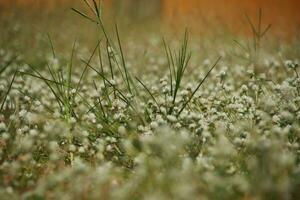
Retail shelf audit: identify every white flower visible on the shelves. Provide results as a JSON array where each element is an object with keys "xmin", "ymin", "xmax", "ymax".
[
  {"xmin": 19, "ymin": 109, "xmax": 27, "ymax": 118},
  {"xmin": 2, "ymin": 132, "xmax": 9, "ymax": 140},
  {"xmin": 241, "ymin": 85, "xmax": 248, "ymax": 92},
  {"xmin": 219, "ymin": 70, "xmax": 227, "ymax": 79},
  {"xmin": 71, "ymin": 89, "xmax": 77, "ymax": 94},
  {"xmin": 88, "ymin": 113, "xmax": 96, "ymax": 123},
  {"xmin": 203, "ymin": 59, "xmax": 211, "ymax": 66},
  {"xmin": 49, "ymin": 141, "xmax": 59, "ymax": 151},
  {"xmin": 285, "ymin": 60, "xmax": 298, "ymax": 69},
  {"xmin": 29, "ymin": 129, "xmax": 38, "ymax": 136},
  {"xmin": 106, "ymin": 144, "xmax": 113, "ymax": 152},
  {"xmin": 0, "ymin": 122, "xmax": 6, "ymax": 131},
  {"xmin": 107, "ymin": 46, "xmax": 113, "ymax": 54},
  {"xmin": 167, "ymin": 115, "xmax": 177, "ymax": 123},
  {"xmin": 110, "ymin": 79, "xmax": 116, "ymax": 86},
  {"xmin": 175, "ymin": 122, "xmax": 182, "ymax": 128},
  {"xmin": 82, "ymin": 131, "xmax": 89, "ymax": 137},
  {"xmin": 118, "ymin": 125, "xmax": 126, "ymax": 135},
  {"xmin": 97, "ymin": 124, "xmax": 103, "ymax": 129},
  {"xmin": 167, "ymin": 96, "xmax": 173, "ymax": 104},
  {"xmin": 70, "ymin": 117, "xmax": 77, "ymax": 124},
  {"xmin": 78, "ymin": 146, "xmax": 85, "ymax": 153},
  {"xmin": 53, "ymin": 111, "xmax": 60, "ymax": 118},
  {"xmin": 69, "ymin": 144, "xmax": 76, "ymax": 152},
  {"xmin": 150, "ymin": 121, "xmax": 158, "ymax": 129},
  {"xmin": 137, "ymin": 125, "xmax": 145, "ymax": 131}
]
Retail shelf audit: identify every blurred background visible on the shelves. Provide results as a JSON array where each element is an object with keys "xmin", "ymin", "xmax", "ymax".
[
  {"xmin": 0, "ymin": 0, "xmax": 299, "ymax": 59},
  {"xmin": 1, "ymin": 0, "xmax": 299, "ymax": 36}
]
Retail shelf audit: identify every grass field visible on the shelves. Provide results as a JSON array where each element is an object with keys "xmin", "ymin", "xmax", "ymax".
[{"xmin": 1, "ymin": 1, "xmax": 300, "ymax": 199}]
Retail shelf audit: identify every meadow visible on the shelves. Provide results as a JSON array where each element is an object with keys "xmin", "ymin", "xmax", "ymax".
[{"xmin": 0, "ymin": 1, "xmax": 300, "ymax": 199}]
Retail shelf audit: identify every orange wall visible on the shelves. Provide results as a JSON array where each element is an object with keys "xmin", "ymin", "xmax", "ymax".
[
  {"xmin": 1, "ymin": 0, "xmax": 299, "ymax": 36},
  {"xmin": 0, "ymin": 0, "xmax": 112, "ymax": 11},
  {"xmin": 2, "ymin": 0, "xmax": 299, "ymax": 24},
  {"xmin": 161, "ymin": 0, "xmax": 300, "ymax": 35}
]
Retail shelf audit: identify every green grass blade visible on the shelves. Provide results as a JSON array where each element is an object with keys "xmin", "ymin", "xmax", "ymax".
[
  {"xmin": 163, "ymin": 38, "xmax": 173, "ymax": 96},
  {"xmin": 115, "ymin": 24, "xmax": 132, "ymax": 94},
  {"xmin": 83, "ymin": 0, "xmax": 97, "ymax": 16},
  {"xmin": 261, "ymin": 24, "xmax": 272, "ymax": 37},
  {"xmin": 92, "ymin": 0, "xmax": 100, "ymax": 18},
  {"xmin": 81, "ymin": 59, "xmax": 131, "ymax": 106},
  {"xmin": 135, "ymin": 76, "xmax": 160, "ymax": 109},
  {"xmin": 0, "ymin": 70, "xmax": 18, "ymax": 111},
  {"xmin": 71, "ymin": 7, "xmax": 97, "ymax": 24},
  {"xmin": 177, "ymin": 56, "xmax": 221, "ymax": 117},
  {"xmin": 67, "ymin": 40, "xmax": 76, "ymax": 100},
  {"xmin": 0, "ymin": 56, "xmax": 18, "ymax": 75},
  {"xmin": 75, "ymin": 40, "xmax": 100, "ymax": 94},
  {"xmin": 47, "ymin": 33, "xmax": 56, "ymax": 59}
]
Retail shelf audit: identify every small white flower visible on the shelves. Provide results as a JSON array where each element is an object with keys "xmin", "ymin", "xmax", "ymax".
[
  {"xmin": 175, "ymin": 122, "xmax": 182, "ymax": 128},
  {"xmin": 241, "ymin": 85, "xmax": 248, "ymax": 92},
  {"xmin": 53, "ymin": 111, "xmax": 60, "ymax": 118},
  {"xmin": 70, "ymin": 117, "xmax": 77, "ymax": 124},
  {"xmin": 49, "ymin": 141, "xmax": 59, "ymax": 151},
  {"xmin": 107, "ymin": 46, "xmax": 113, "ymax": 54},
  {"xmin": 285, "ymin": 60, "xmax": 298, "ymax": 69},
  {"xmin": 167, "ymin": 115, "xmax": 177, "ymax": 123},
  {"xmin": 82, "ymin": 131, "xmax": 89, "ymax": 137},
  {"xmin": 203, "ymin": 59, "xmax": 211, "ymax": 66},
  {"xmin": 71, "ymin": 89, "xmax": 77, "ymax": 94},
  {"xmin": 97, "ymin": 124, "xmax": 103, "ymax": 129},
  {"xmin": 219, "ymin": 70, "xmax": 226, "ymax": 80},
  {"xmin": 69, "ymin": 144, "xmax": 76, "ymax": 152},
  {"xmin": 2, "ymin": 133, "xmax": 9, "ymax": 140},
  {"xmin": 150, "ymin": 121, "xmax": 158, "ymax": 129},
  {"xmin": 29, "ymin": 129, "xmax": 38, "ymax": 136},
  {"xmin": 106, "ymin": 144, "xmax": 113, "ymax": 152},
  {"xmin": 118, "ymin": 125, "xmax": 126, "ymax": 135},
  {"xmin": 0, "ymin": 122, "xmax": 6, "ymax": 131},
  {"xmin": 110, "ymin": 79, "xmax": 116, "ymax": 86},
  {"xmin": 137, "ymin": 125, "xmax": 145, "ymax": 131},
  {"xmin": 78, "ymin": 146, "xmax": 85, "ymax": 153},
  {"xmin": 19, "ymin": 109, "xmax": 27, "ymax": 118}
]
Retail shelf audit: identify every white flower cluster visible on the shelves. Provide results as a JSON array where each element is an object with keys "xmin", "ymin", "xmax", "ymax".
[{"xmin": 0, "ymin": 24, "xmax": 300, "ymax": 200}]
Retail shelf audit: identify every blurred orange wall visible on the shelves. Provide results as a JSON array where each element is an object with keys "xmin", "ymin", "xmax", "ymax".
[
  {"xmin": 161, "ymin": 0, "xmax": 300, "ymax": 35},
  {"xmin": 1, "ymin": 0, "xmax": 299, "ymax": 36},
  {"xmin": 2, "ymin": 0, "xmax": 299, "ymax": 24},
  {"xmin": 0, "ymin": 0, "xmax": 112, "ymax": 11}
]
